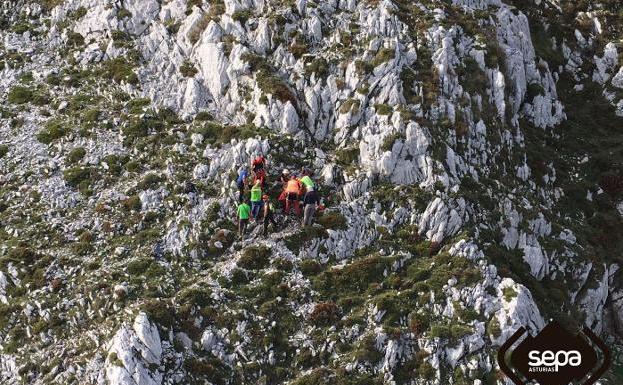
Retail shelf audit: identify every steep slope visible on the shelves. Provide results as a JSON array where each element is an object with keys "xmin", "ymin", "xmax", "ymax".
[{"xmin": 0, "ymin": 0, "xmax": 622, "ymax": 384}]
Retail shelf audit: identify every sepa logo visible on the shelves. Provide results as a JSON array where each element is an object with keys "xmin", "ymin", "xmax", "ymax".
[{"xmin": 498, "ymin": 321, "xmax": 611, "ymax": 385}]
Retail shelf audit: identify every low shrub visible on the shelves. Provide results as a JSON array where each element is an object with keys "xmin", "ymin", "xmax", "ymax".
[
  {"xmin": 122, "ymin": 194, "xmax": 142, "ymax": 211},
  {"xmin": 309, "ymin": 302, "xmax": 340, "ymax": 326},
  {"xmin": 381, "ymin": 132, "xmax": 404, "ymax": 152},
  {"xmin": 101, "ymin": 57, "xmax": 139, "ymax": 85},
  {"xmin": 231, "ymin": 9, "xmax": 252, "ymax": 24},
  {"xmin": 334, "ymin": 147, "xmax": 359, "ymax": 166},
  {"xmin": 238, "ymin": 245, "xmax": 271, "ymax": 270},
  {"xmin": 180, "ymin": 60, "xmax": 198, "ymax": 77},
  {"xmin": 66, "ymin": 147, "xmax": 86, "ymax": 164},
  {"xmin": 299, "ymin": 259, "xmax": 322, "ymax": 276},
  {"xmin": 374, "ymin": 103, "xmax": 393, "ymax": 115},
  {"xmin": 37, "ymin": 119, "xmax": 68, "ymax": 144},
  {"xmin": 316, "ymin": 211, "xmax": 347, "ymax": 230},
  {"xmin": 429, "ymin": 322, "xmax": 472, "ymax": 341},
  {"xmin": 371, "ymin": 47, "xmax": 395, "ymax": 67},
  {"xmin": 339, "ymin": 98, "xmax": 360, "ymax": 114},
  {"xmin": 195, "ymin": 111, "xmax": 213, "ymax": 121},
  {"xmin": 7, "ymin": 86, "xmax": 32, "ymax": 104},
  {"xmin": 142, "ymin": 299, "xmax": 175, "ymax": 327},
  {"xmin": 138, "ymin": 173, "xmax": 163, "ymax": 190},
  {"xmin": 63, "ymin": 166, "xmax": 95, "ymax": 187},
  {"xmin": 67, "ymin": 31, "xmax": 84, "ymax": 47},
  {"xmin": 305, "ymin": 58, "xmax": 329, "ymax": 77}
]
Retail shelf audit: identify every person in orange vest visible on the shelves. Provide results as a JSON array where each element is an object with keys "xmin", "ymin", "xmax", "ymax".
[{"xmin": 284, "ymin": 175, "xmax": 302, "ymax": 216}]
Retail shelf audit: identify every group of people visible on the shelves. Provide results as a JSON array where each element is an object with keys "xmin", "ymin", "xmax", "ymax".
[{"xmin": 235, "ymin": 155, "xmax": 323, "ymax": 237}]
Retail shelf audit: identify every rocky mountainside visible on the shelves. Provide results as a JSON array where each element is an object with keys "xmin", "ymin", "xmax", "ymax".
[{"xmin": 1, "ymin": 0, "xmax": 623, "ymax": 384}]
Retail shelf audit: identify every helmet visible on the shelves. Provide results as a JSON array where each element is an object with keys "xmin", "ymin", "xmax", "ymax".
[{"xmin": 282, "ymin": 169, "xmax": 289, "ymax": 175}]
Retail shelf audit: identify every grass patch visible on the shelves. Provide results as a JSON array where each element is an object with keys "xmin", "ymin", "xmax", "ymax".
[{"xmin": 7, "ymin": 86, "xmax": 32, "ymax": 104}]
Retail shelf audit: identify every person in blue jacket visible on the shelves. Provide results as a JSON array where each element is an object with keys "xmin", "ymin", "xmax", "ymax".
[{"xmin": 236, "ymin": 168, "xmax": 249, "ymax": 202}]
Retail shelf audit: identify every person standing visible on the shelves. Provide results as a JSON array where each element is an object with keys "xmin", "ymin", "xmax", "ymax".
[
  {"xmin": 236, "ymin": 168, "xmax": 249, "ymax": 202},
  {"xmin": 250, "ymin": 180, "xmax": 263, "ymax": 220},
  {"xmin": 302, "ymin": 188, "xmax": 320, "ymax": 226},
  {"xmin": 285, "ymin": 176, "xmax": 302, "ymax": 216},
  {"xmin": 280, "ymin": 169, "xmax": 290, "ymax": 185},
  {"xmin": 237, "ymin": 199, "xmax": 251, "ymax": 237},
  {"xmin": 262, "ymin": 195, "xmax": 278, "ymax": 236},
  {"xmin": 299, "ymin": 173, "xmax": 315, "ymax": 192},
  {"xmin": 251, "ymin": 155, "xmax": 268, "ymax": 187}
]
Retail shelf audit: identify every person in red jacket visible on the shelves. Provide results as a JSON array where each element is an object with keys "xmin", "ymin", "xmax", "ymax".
[{"xmin": 251, "ymin": 155, "xmax": 267, "ymax": 187}]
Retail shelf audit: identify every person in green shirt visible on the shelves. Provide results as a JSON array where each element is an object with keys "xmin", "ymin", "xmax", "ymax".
[
  {"xmin": 250, "ymin": 180, "xmax": 263, "ymax": 220},
  {"xmin": 237, "ymin": 199, "xmax": 251, "ymax": 237},
  {"xmin": 299, "ymin": 174, "xmax": 315, "ymax": 192}
]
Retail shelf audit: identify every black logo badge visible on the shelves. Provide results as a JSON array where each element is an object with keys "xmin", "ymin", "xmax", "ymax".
[{"xmin": 498, "ymin": 321, "xmax": 611, "ymax": 385}]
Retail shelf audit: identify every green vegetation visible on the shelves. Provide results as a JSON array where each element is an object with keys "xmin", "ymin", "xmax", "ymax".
[
  {"xmin": 487, "ymin": 317, "xmax": 501, "ymax": 338},
  {"xmin": 429, "ymin": 322, "xmax": 472, "ymax": 341},
  {"xmin": 180, "ymin": 60, "xmax": 198, "ymax": 77},
  {"xmin": 37, "ymin": 119, "xmax": 69, "ymax": 144},
  {"xmin": 371, "ymin": 47, "xmax": 395, "ymax": 67},
  {"xmin": 374, "ymin": 104, "xmax": 393, "ymax": 116},
  {"xmin": 195, "ymin": 111, "xmax": 213, "ymax": 121},
  {"xmin": 305, "ymin": 58, "xmax": 329, "ymax": 77},
  {"xmin": 502, "ymin": 286, "xmax": 517, "ymax": 302},
  {"xmin": 66, "ymin": 147, "xmax": 86, "ymax": 164},
  {"xmin": 142, "ymin": 299, "xmax": 175, "ymax": 328},
  {"xmin": 117, "ymin": 8, "xmax": 132, "ymax": 19},
  {"xmin": 312, "ymin": 255, "xmax": 391, "ymax": 298},
  {"xmin": 291, "ymin": 368, "xmax": 382, "ymax": 385},
  {"xmin": 285, "ymin": 226, "xmax": 328, "ymax": 253},
  {"xmin": 100, "ymin": 57, "xmax": 139, "ymax": 85},
  {"xmin": 242, "ymin": 52, "xmax": 296, "ymax": 105},
  {"xmin": 231, "ymin": 10, "xmax": 252, "ymax": 24},
  {"xmin": 334, "ymin": 147, "xmax": 359, "ymax": 166},
  {"xmin": 67, "ymin": 32, "xmax": 85, "ymax": 47},
  {"xmin": 111, "ymin": 30, "xmax": 133, "ymax": 48},
  {"xmin": 316, "ymin": 212, "xmax": 347, "ymax": 230},
  {"xmin": 0, "ymin": 144, "xmax": 8, "ymax": 158},
  {"xmin": 457, "ymin": 57, "xmax": 487, "ymax": 96},
  {"xmin": 138, "ymin": 173, "xmax": 164, "ymax": 190},
  {"xmin": 122, "ymin": 195, "xmax": 142, "ymax": 211},
  {"xmin": 381, "ymin": 132, "xmax": 404, "ymax": 152},
  {"xmin": 7, "ymin": 86, "xmax": 32, "ymax": 104},
  {"xmin": 530, "ymin": 22, "xmax": 565, "ymax": 69},
  {"xmin": 527, "ymin": 82, "xmax": 545, "ymax": 100},
  {"xmin": 339, "ymin": 98, "xmax": 360, "ymax": 114},
  {"xmin": 193, "ymin": 122, "xmax": 269, "ymax": 146},
  {"xmin": 70, "ymin": 6, "xmax": 87, "ymax": 20},
  {"xmin": 63, "ymin": 166, "xmax": 97, "ymax": 195},
  {"xmin": 238, "ymin": 245, "xmax": 271, "ymax": 270}
]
